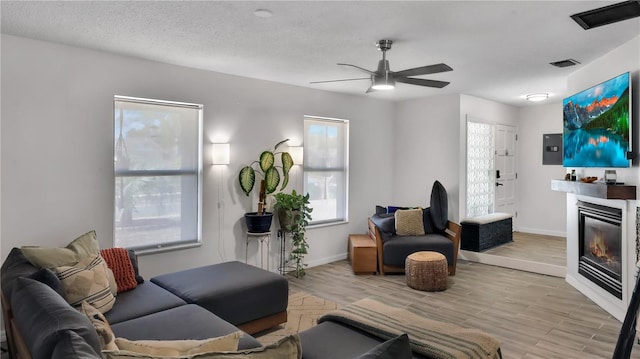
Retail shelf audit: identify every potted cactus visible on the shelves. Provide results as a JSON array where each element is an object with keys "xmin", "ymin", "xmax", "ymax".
[{"xmin": 239, "ymin": 139, "xmax": 294, "ymax": 232}]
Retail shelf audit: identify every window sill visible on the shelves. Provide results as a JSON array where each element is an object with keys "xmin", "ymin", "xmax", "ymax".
[
  {"xmin": 134, "ymin": 242, "xmax": 202, "ymax": 256},
  {"xmin": 307, "ymin": 220, "xmax": 349, "ymax": 230}
]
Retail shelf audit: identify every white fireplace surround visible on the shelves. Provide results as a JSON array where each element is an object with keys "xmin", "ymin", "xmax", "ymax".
[{"xmin": 565, "ymin": 194, "xmax": 637, "ymax": 322}]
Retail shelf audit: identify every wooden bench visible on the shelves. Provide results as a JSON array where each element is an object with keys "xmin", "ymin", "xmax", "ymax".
[
  {"xmin": 460, "ymin": 213, "xmax": 513, "ymax": 252},
  {"xmin": 348, "ymin": 234, "xmax": 377, "ymax": 274}
]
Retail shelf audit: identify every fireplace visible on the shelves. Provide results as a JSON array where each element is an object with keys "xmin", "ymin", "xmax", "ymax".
[{"xmin": 578, "ymin": 201, "xmax": 623, "ymax": 299}]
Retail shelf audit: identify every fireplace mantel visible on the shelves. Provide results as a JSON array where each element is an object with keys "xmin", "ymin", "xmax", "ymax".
[{"xmin": 551, "ymin": 180, "xmax": 636, "ymax": 200}]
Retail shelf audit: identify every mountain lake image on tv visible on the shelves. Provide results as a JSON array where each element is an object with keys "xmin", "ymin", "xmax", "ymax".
[{"xmin": 563, "ymin": 72, "xmax": 630, "ymax": 168}]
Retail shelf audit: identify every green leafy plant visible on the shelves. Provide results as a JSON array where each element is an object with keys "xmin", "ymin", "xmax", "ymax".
[
  {"xmin": 274, "ymin": 190, "xmax": 313, "ymax": 278},
  {"xmin": 239, "ymin": 139, "xmax": 294, "ymax": 214}
]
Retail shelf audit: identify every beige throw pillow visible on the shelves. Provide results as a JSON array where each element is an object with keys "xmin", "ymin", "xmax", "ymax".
[
  {"xmin": 102, "ymin": 332, "xmax": 244, "ymax": 358},
  {"xmin": 55, "ymin": 254, "xmax": 116, "ymax": 313},
  {"xmin": 21, "ymin": 230, "xmax": 100, "ymax": 268},
  {"xmin": 80, "ymin": 301, "xmax": 118, "ymax": 351},
  {"xmin": 395, "ymin": 208, "xmax": 425, "ymax": 236}
]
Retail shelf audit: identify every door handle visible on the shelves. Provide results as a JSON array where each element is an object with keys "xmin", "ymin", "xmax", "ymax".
[
  {"xmin": 496, "ymin": 182, "xmax": 504, "ymax": 187},
  {"xmin": 496, "ymin": 170, "xmax": 501, "ymax": 179}
]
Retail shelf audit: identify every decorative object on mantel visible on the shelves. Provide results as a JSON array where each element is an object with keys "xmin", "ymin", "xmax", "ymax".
[
  {"xmin": 274, "ymin": 190, "xmax": 312, "ymax": 278},
  {"xmin": 239, "ymin": 139, "xmax": 294, "ymax": 232},
  {"xmin": 580, "ymin": 176, "xmax": 598, "ymax": 183},
  {"xmin": 605, "ymin": 169, "xmax": 617, "ymax": 184},
  {"xmin": 550, "ymin": 179, "xmax": 636, "ymax": 200}
]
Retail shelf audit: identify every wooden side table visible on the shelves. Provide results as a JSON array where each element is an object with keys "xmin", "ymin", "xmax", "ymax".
[{"xmin": 348, "ymin": 234, "xmax": 377, "ymax": 274}]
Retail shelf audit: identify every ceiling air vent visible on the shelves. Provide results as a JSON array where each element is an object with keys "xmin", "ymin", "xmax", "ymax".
[
  {"xmin": 550, "ymin": 59, "xmax": 580, "ymax": 68},
  {"xmin": 571, "ymin": 1, "xmax": 640, "ymax": 30}
]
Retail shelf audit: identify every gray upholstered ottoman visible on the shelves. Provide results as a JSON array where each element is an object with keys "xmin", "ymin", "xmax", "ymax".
[{"xmin": 150, "ymin": 261, "xmax": 288, "ymax": 334}]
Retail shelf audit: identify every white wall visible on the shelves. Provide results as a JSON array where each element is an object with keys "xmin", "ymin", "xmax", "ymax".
[
  {"xmin": 392, "ymin": 94, "xmax": 461, "ymax": 221},
  {"xmin": 0, "ymin": 35, "xmax": 396, "ymax": 278},
  {"xmin": 517, "ymin": 103, "xmax": 567, "ymax": 236}
]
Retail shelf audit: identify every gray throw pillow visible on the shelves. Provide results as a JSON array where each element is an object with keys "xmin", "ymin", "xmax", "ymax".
[
  {"xmin": 356, "ymin": 334, "xmax": 412, "ymax": 359},
  {"xmin": 430, "ymin": 180, "xmax": 448, "ymax": 231}
]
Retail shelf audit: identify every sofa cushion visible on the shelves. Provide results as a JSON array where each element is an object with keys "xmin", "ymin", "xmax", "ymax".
[
  {"xmin": 370, "ymin": 215, "xmax": 396, "ymax": 242},
  {"xmin": 110, "ymin": 304, "xmax": 262, "ymax": 350},
  {"xmin": 52, "ymin": 330, "xmax": 101, "ymax": 359},
  {"xmin": 101, "ymin": 248, "xmax": 138, "ymax": 292},
  {"xmin": 382, "ymin": 234, "xmax": 454, "ymax": 267},
  {"xmin": 21, "ymin": 230, "xmax": 100, "ymax": 269},
  {"xmin": 151, "ymin": 261, "xmax": 288, "ymax": 326},
  {"xmin": 104, "ymin": 281, "xmax": 186, "ymax": 325},
  {"xmin": 128, "ymin": 250, "xmax": 145, "ymax": 284},
  {"xmin": 10, "ymin": 277, "xmax": 102, "ymax": 359},
  {"xmin": 421, "ymin": 208, "xmax": 436, "ymax": 235},
  {"xmin": 300, "ymin": 321, "xmax": 382, "ymax": 359},
  {"xmin": 430, "ymin": 181, "xmax": 448, "ymax": 231},
  {"xmin": 1, "ymin": 248, "xmax": 39, "ymax": 299},
  {"xmin": 29, "ymin": 268, "xmax": 66, "ymax": 299},
  {"xmin": 54, "ymin": 254, "xmax": 116, "ymax": 313},
  {"xmin": 356, "ymin": 334, "xmax": 412, "ymax": 359},
  {"xmin": 395, "ymin": 209, "xmax": 425, "ymax": 236}
]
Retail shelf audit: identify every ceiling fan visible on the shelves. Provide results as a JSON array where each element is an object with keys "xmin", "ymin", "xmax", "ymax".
[{"xmin": 311, "ymin": 39, "xmax": 453, "ymax": 93}]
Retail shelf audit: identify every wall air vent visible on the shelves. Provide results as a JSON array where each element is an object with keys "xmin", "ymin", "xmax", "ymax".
[
  {"xmin": 550, "ymin": 59, "xmax": 580, "ymax": 68},
  {"xmin": 571, "ymin": 1, "xmax": 640, "ymax": 30}
]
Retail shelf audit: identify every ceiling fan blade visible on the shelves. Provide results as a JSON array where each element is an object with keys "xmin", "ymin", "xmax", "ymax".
[
  {"xmin": 393, "ymin": 63, "xmax": 453, "ymax": 77},
  {"xmin": 337, "ymin": 63, "xmax": 376, "ymax": 75},
  {"xmin": 310, "ymin": 77, "xmax": 370, "ymax": 84},
  {"xmin": 395, "ymin": 77, "xmax": 450, "ymax": 88},
  {"xmin": 365, "ymin": 86, "xmax": 378, "ymax": 93}
]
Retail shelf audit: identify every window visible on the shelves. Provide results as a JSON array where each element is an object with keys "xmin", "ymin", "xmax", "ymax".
[
  {"xmin": 114, "ymin": 96, "xmax": 203, "ymax": 253},
  {"xmin": 303, "ymin": 116, "xmax": 349, "ymax": 225},
  {"xmin": 466, "ymin": 120, "xmax": 495, "ymax": 218}
]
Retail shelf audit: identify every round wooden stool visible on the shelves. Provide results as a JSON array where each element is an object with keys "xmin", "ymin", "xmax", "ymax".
[{"xmin": 405, "ymin": 251, "xmax": 448, "ymax": 291}]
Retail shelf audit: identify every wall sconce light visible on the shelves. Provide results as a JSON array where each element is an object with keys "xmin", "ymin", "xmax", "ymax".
[
  {"xmin": 288, "ymin": 146, "xmax": 303, "ymax": 165},
  {"xmin": 212, "ymin": 143, "xmax": 230, "ymax": 165}
]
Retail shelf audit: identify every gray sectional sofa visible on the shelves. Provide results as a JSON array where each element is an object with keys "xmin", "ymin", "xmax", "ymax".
[
  {"xmin": 1, "ymin": 247, "xmax": 432, "ymax": 359},
  {"xmin": 0, "ymin": 248, "xmax": 287, "ymax": 359}
]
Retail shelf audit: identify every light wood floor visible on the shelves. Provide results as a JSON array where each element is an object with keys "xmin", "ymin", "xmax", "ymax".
[
  {"xmin": 288, "ymin": 259, "xmax": 640, "ymax": 359},
  {"xmin": 485, "ymin": 232, "xmax": 567, "ymax": 267}
]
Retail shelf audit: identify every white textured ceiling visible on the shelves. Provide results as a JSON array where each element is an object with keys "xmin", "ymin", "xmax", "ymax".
[{"xmin": 2, "ymin": 1, "xmax": 639, "ymax": 106}]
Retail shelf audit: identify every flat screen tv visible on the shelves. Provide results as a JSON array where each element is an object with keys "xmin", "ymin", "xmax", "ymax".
[{"xmin": 563, "ymin": 72, "xmax": 631, "ymax": 168}]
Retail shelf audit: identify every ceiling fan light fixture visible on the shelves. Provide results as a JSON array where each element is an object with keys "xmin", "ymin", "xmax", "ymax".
[
  {"xmin": 526, "ymin": 93, "xmax": 549, "ymax": 102},
  {"xmin": 371, "ymin": 75, "xmax": 395, "ymax": 90}
]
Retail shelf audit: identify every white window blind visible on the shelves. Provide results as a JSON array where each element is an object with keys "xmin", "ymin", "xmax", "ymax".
[
  {"xmin": 303, "ymin": 116, "xmax": 349, "ymax": 225},
  {"xmin": 114, "ymin": 96, "xmax": 203, "ymax": 253}
]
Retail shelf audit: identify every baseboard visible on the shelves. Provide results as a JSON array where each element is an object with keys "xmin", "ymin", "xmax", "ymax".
[
  {"xmin": 459, "ymin": 250, "xmax": 566, "ymax": 277},
  {"xmin": 517, "ymin": 227, "xmax": 566, "ymax": 238},
  {"xmin": 306, "ymin": 253, "xmax": 348, "ymax": 269}
]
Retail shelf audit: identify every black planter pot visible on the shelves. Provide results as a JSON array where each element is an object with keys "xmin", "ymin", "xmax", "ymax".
[{"xmin": 244, "ymin": 212, "xmax": 273, "ymax": 233}]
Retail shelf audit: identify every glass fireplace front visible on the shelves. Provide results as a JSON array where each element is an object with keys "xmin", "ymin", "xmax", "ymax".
[{"xmin": 578, "ymin": 201, "xmax": 622, "ymax": 299}]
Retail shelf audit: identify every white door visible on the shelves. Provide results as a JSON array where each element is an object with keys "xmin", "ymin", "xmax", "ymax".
[{"xmin": 495, "ymin": 124, "xmax": 517, "ymax": 222}]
